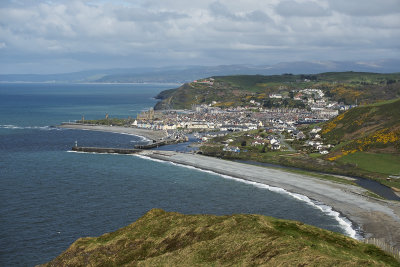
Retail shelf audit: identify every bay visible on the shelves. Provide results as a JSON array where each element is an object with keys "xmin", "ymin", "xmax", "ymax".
[{"xmin": 0, "ymin": 83, "xmax": 352, "ymax": 266}]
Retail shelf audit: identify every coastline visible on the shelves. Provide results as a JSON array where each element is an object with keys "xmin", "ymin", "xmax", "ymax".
[
  {"xmin": 58, "ymin": 123, "xmax": 167, "ymax": 141},
  {"xmin": 139, "ymin": 150, "xmax": 400, "ymax": 249},
  {"xmin": 58, "ymin": 124, "xmax": 400, "ymax": 248}
]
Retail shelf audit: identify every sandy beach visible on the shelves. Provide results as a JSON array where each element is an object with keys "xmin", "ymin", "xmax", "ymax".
[
  {"xmin": 59, "ymin": 123, "xmax": 167, "ymax": 141},
  {"xmin": 139, "ymin": 150, "xmax": 400, "ymax": 249}
]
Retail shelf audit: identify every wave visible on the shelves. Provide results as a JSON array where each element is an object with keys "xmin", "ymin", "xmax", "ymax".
[
  {"xmin": 0, "ymin": 124, "xmax": 61, "ymax": 131},
  {"xmin": 134, "ymin": 154, "xmax": 360, "ymax": 239},
  {"xmin": 105, "ymin": 131, "xmax": 151, "ymax": 143},
  {"xmin": 130, "ymin": 135, "xmax": 151, "ymax": 143},
  {"xmin": 106, "ymin": 131, "xmax": 151, "ymax": 143}
]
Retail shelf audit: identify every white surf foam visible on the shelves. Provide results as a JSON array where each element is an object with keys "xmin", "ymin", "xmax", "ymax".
[
  {"xmin": 0, "ymin": 124, "xmax": 61, "ymax": 131},
  {"xmin": 107, "ymin": 131, "xmax": 151, "ymax": 143},
  {"xmin": 134, "ymin": 154, "xmax": 359, "ymax": 239},
  {"xmin": 130, "ymin": 135, "xmax": 151, "ymax": 143},
  {"xmin": 135, "ymin": 154, "xmax": 168, "ymax": 163}
]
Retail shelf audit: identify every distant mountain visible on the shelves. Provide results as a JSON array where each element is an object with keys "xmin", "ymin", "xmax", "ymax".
[
  {"xmin": 0, "ymin": 68, "xmax": 156, "ymax": 83},
  {"xmin": 1, "ymin": 59, "xmax": 399, "ymax": 83}
]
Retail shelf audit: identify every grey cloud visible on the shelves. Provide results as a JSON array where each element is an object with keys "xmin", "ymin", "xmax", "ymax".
[
  {"xmin": 328, "ymin": 0, "xmax": 400, "ymax": 16},
  {"xmin": 247, "ymin": 10, "xmax": 272, "ymax": 22},
  {"xmin": 209, "ymin": 1, "xmax": 238, "ymax": 19},
  {"xmin": 115, "ymin": 7, "xmax": 188, "ymax": 22},
  {"xmin": 0, "ymin": 0, "xmax": 399, "ymax": 74},
  {"xmin": 209, "ymin": 1, "xmax": 272, "ymax": 22},
  {"xmin": 276, "ymin": 1, "xmax": 332, "ymax": 17}
]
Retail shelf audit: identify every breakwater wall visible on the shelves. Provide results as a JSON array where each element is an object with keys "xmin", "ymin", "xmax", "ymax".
[
  {"xmin": 72, "ymin": 146, "xmax": 142, "ymax": 154},
  {"xmin": 135, "ymin": 138, "xmax": 187, "ymax": 149}
]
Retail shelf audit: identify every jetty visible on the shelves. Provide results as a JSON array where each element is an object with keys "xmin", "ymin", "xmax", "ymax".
[
  {"xmin": 70, "ymin": 136, "xmax": 188, "ymax": 155},
  {"xmin": 72, "ymin": 146, "xmax": 142, "ymax": 154},
  {"xmin": 134, "ymin": 138, "xmax": 187, "ymax": 149}
]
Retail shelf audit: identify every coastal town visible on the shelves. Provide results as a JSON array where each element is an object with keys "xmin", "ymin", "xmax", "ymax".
[{"xmin": 125, "ymin": 85, "xmax": 356, "ymax": 154}]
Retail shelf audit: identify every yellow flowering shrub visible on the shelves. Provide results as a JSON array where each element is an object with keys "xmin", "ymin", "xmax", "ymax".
[
  {"xmin": 328, "ymin": 155, "xmax": 341, "ymax": 161},
  {"xmin": 331, "ymin": 86, "xmax": 363, "ymax": 102},
  {"xmin": 373, "ymin": 129, "xmax": 399, "ymax": 144},
  {"xmin": 328, "ymin": 129, "xmax": 400, "ymax": 161},
  {"xmin": 322, "ymin": 112, "xmax": 346, "ymax": 134},
  {"xmin": 328, "ymin": 149, "xmax": 357, "ymax": 161},
  {"xmin": 353, "ymin": 113, "xmax": 369, "ymax": 126},
  {"xmin": 257, "ymin": 93, "xmax": 267, "ymax": 99}
]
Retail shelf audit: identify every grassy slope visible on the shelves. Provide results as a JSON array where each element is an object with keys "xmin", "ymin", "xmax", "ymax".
[
  {"xmin": 40, "ymin": 209, "xmax": 398, "ymax": 267},
  {"xmin": 337, "ymin": 152, "xmax": 400, "ymax": 175},
  {"xmin": 154, "ymin": 72, "xmax": 400, "ymax": 110},
  {"xmin": 321, "ymin": 98, "xmax": 400, "ymax": 161},
  {"xmin": 322, "ymin": 98, "xmax": 400, "ymax": 145},
  {"xmin": 320, "ymin": 98, "xmax": 400, "ymax": 188}
]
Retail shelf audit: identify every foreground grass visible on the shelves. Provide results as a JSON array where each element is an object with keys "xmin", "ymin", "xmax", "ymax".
[{"xmin": 40, "ymin": 209, "xmax": 398, "ymax": 267}]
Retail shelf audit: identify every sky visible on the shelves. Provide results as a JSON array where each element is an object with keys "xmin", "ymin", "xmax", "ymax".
[{"xmin": 0, "ymin": 0, "xmax": 399, "ymax": 74}]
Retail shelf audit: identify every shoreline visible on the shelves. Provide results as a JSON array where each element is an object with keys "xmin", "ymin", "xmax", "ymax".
[
  {"xmin": 139, "ymin": 150, "xmax": 400, "ymax": 249},
  {"xmin": 58, "ymin": 123, "xmax": 168, "ymax": 141},
  {"xmin": 136, "ymin": 153, "xmax": 358, "ymax": 239},
  {"xmin": 59, "ymin": 124, "xmax": 400, "ymax": 248}
]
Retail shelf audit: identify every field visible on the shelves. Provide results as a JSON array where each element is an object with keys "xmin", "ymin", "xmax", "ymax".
[{"xmin": 337, "ymin": 152, "xmax": 400, "ymax": 176}]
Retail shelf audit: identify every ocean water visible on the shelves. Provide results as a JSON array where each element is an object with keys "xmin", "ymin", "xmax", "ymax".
[{"xmin": 0, "ymin": 83, "xmax": 356, "ymax": 266}]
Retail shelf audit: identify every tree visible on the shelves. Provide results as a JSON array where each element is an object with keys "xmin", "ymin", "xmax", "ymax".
[
  {"xmin": 263, "ymin": 99, "xmax": 272, "ymax": 108},
  {"xmin": 261, "ymin": 145, "xmax": 267, "ymax": 153}
]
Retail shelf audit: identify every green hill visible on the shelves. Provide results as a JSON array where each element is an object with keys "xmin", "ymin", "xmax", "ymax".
[
  {"xmin": 321, "ymin": 98, "xmax": 400, "ymax": 186},
  {"xmin": 322, "ymin": 98, "xmax": 400, "ymax": 157},
  {"xmin": 154, "ymin": 72, "xmax": 400, "ymax": 110},
  {"xmin": 39, "ymin": 209, "xmax": 398, "ymax": 266}
]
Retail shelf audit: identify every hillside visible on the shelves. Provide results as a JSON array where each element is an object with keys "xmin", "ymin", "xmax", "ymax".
[
  {"xmin": 322, "ymin": 98, "xmax": 400, "ymax": 156},
  {"xmin": 321, "ymin": 98, "xmax": 400, "ymax": 185},
  {"xmin": 39, "ymin": 209, "xmax": 398, "ymax": 266},
  {"xmin": 154, "ymin": 72, "xmax": 400, "ymax": 110}
]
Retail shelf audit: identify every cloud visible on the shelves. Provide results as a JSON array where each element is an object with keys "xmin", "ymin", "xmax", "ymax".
[
  {"xmin": 208, "ymin": 1, "xmax": 272, "ymax": 22},
  {"xmin": 115, "ymin": 7, "xmax": 188, "ymax": 22},
  {"xmin": 328, "ymin": 0, "xmax": 400, "ymax": 16},
  {"xmin": 276, "ymin": 1, "xmax": 332, "ymax": 17},
  {"xmin": 0, "ymin": 0, "xmax": 399, "ymax": 74}
]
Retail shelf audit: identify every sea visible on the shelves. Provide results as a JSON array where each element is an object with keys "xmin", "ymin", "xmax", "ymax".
[{"xmin": 0, "ymin": 83, "xmax": 357, "ymax": 266}]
